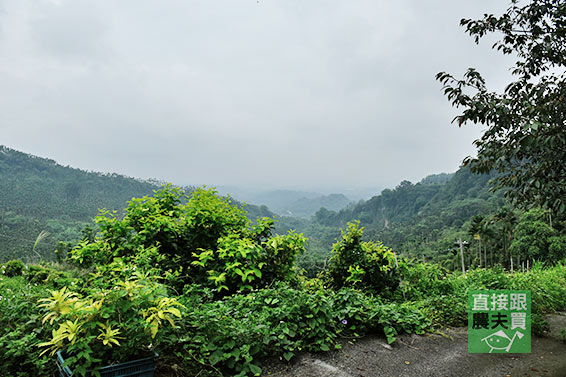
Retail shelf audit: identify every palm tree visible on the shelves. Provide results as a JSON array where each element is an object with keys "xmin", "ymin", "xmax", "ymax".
[
  {"xmin": 492, "ymin": 207, "xmax": 517, "ymax": 270},
  {"xmin": 481, "ymin": 220, "xmax": 496, "ymax": 267},
  {"xmin": 469, "ymin": 215, "xmax": 485, "ymax": 268}
]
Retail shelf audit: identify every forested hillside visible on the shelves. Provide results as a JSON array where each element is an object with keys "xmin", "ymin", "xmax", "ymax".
[
  {"xmin": 364, "ymin": 167, "xmax": 506, "ymax": 266},
  {"xmin": 293, "ymin": 165, "xmax": 564, "ymax": 272},
  {"xmin": 314, "ymin": 167, "xmax": 499, "ymax": 229},
  {"xmin": 284, "ymin": 166, "xmax": 508, "ymax": 271},
  {"xmin": 0, "ymin": 146, "xmax": 277, "ymax": 263},
  {"xmin": 0, "ymin": 146, "xmax": 163, "ymax": 261}
]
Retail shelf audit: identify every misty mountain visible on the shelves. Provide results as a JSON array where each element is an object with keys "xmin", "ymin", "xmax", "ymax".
[
  {"xmin": 280, "ymin": 194, "xmax": 354, "ymax": 218},
  {"xmin": 216, "ymin": 188, "xmax": 353, "ymax": 218}
]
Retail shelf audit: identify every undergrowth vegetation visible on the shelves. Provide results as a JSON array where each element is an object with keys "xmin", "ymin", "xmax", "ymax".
[{"xmin": 1, "ymin": 186, "xmax": 565, "ymax": 376}]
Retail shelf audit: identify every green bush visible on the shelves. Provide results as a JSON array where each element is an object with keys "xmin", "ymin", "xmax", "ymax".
[
  {"xmin": 70, "ymin": 186, "xmax": 306, "ymax": 294},
  {"xmin": 508, "ymin": 261, "xmax": 566, "ymax": 315},
  {"xmin": 22, "ymin": 263, "xmax": 81, "ymax": 289},
  {"xmin": 171, "ymin": 284, "xmax": 340, "ymax": 376},
  {"xmin": 191, "ymin": 229, "xmax": 307, "ymax": 294},
  {"xmin": 549, "ymin": 236, "xmax": 566, "ymax": 261},
  {"xmin": 3, "ymin": 259, "xmax": 25, "ymax": 277},
  {"xmin": 458, "ymin": 266, "xmax": 510, "ymax": 290},
  {"xmin": 510, "ymin": 208, "xmax": 557, "ymax": 263},
  {"xmin": 26, "ymin": 265, "xmax": 50, "ymax": 283},
  {"xmin": 367, "ymin": 302, "xmax": 431, "ymax": 344},
  {"xmin": 403, "ymin": 261, "xmax": 566, "ymax": 333},
  {"xmin": 327, "ymin": 221, "xmax": 399, "ymax": 294},
  {"xmin": 389, "ymin": 261, "xmax": 566, "ymax": 330},
  {"xmin": 416, "ymin": 295, "xmax": 467, "ymax": 327},
  {"xmin": 397, "ymin": 261, "xmax": 455, "ymax": 301},
  {"xmin": 259, "ymin": 228, "xmax": 307, "ymax": 286}
]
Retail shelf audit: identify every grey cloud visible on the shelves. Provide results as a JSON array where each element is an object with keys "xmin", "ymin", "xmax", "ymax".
[{"xmin": 1, "ymin": 0, "xmax": 515, "ymax": 191}]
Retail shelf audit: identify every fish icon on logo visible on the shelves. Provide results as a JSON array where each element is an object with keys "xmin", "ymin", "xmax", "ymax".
[{"xmin": 481, "ymin": 330, "xmax": 524, "ymax": 353}]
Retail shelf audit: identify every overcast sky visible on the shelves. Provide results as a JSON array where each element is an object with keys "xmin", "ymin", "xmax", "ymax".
[{"xmin": 0, "ymin": 0, "xmax": 516, "ymax": 193}]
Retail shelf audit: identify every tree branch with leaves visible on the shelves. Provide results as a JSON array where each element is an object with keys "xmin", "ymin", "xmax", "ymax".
[{"xmin": 437, "ymin": 0, "xmax": 566, "ymax": 219}]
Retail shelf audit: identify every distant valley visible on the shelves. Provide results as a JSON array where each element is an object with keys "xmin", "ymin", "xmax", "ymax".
[{"xmin": 216, "ymin": 187, "xmax": 354, "ymax": 218}]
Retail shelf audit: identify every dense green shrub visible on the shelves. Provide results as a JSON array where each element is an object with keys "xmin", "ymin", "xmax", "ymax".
[
  {"xmin": 191, "ymin": 229, "xmax": 306, "ymax": 294},
  {"xmin": 169, "ymin": 284, "xmax": 341, "ymax": 376},
  {"xmin": 26, "ymin": 265, "xmax": 50, "ymax": 283},
  {"xmin": 3, "ymin": 259, "xmax": 25, "ymax": 277},
  {"xmin": 456, "ymin": 266, "xmax": 510, "ymax": 290},
  {"xmin": 22, "ymin": 263, "xmax": 82, "ymax": 289},
  {"xmin": 508, "ymin": 261, "xmax": 566, "ymax": 315},
  {"xmin": 416, "ymin": 294, "xmax": 467, "ymax": 327},
  {"xmin": 327, "ymin": 221, "xmax": 399, "ymax": 294},
  {"xmin": 70, "ymin": 186, "xmax": 306, "ymax": 294},
  {"xmin": 397, "ymin": 261, "xmax": 454, "ymax": 300},
  {"xmin": 394, "ymin": 261, "xmax": 566, "ymax": 329},
  {"xmin": 368, "ymin": 302, "xmax": 431, "ymax": 344},
  {"xmin": 259, "ymin": 227, "xmax": 307, "ymax": 285}
]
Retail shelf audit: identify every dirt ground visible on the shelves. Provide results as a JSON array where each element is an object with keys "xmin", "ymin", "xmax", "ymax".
[{"xmin": 261, "ymin": 313, "xmax": 566, "ymax": 377}]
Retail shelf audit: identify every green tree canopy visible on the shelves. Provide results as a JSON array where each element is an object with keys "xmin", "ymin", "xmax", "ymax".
[
  {"xmin": 437, "ymin": 0, "xmax": 566, "ymax": 218},
  {"xmin": 510, "ymin": 208, "xmax": 555, "ymax": 262}
]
